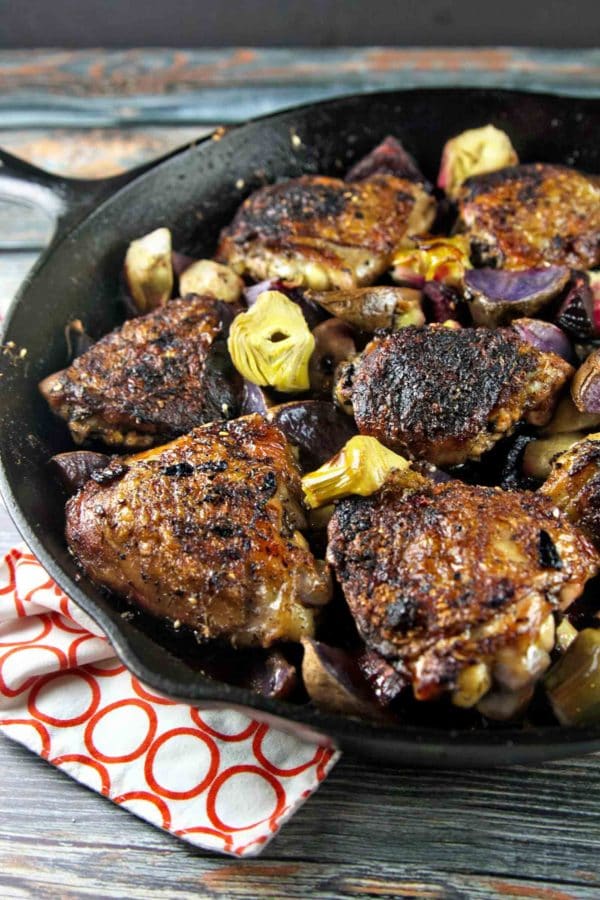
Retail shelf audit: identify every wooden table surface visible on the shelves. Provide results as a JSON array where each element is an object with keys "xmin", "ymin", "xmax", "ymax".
[{"xmin": 1, "ymin": 48, "xmax": 600, "ymax": 900}]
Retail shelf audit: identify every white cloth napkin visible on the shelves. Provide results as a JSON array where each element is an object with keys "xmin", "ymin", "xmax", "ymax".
[{"xmin": 0, "ymin": 545, "xmax": 339, "ymax": 856}]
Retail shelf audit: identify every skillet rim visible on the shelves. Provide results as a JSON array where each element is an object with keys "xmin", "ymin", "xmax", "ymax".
[{"xmin": 2, "ymin": 86, "xmax": 600, "ymax": 766}]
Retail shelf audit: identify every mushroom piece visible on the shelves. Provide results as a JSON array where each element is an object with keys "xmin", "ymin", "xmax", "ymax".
[
  {"xmin": 522, "ymin": 433, "xmax": 584, "ymax": 480},
  {"xmin": 301, "ymin": 639, "xmax": 389, "ymax": 720},
  {"xmin": 542, "ymin": 394, "xmax": 600, "ymax": 436},
  {"xmin": 179, "ymin": 259, "xmax": 244, "ymax": 303},
  {"xmin": 309, "ymin": 319, "xmax": 357, "ymax": 396},
  {"xmin": 49, "ymin": 451, "xmax": 112, "ymax": 493},
  {"xmin": 307, "ymin": 286, "xmax": 424, "ymax": 332}
]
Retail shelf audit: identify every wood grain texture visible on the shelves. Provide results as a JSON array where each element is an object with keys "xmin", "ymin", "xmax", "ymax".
[
  {"xmin": 0, "ymin": 48, "xmax": 598, "ymax": 128},
  {"xmin": 1, "ymin": 50, "xmax": 600, "ymax": 897}
]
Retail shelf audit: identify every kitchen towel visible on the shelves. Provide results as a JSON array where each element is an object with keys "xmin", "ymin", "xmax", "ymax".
[{"xmin": 0, "ymin": 545, "xmax": 339, "ymax": 857}]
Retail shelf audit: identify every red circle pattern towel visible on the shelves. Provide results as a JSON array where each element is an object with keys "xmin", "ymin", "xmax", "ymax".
[{"xmin": 0, "ymin": 546, "xmax": 339, "ymax": 857}]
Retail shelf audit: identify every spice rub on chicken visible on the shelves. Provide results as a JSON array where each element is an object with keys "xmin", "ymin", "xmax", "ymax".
[
  {"xmin": 457, "ymin": 163, "xmax": 600, "ymax": 270},
  {"xmin": 216, "ymin": 174, "xmax": 435, "ymax": 290},
  {"xmin": 66, "ymin": 415, "xmax": 331, "ymax": 647},
  {"xmin": 337, "ymin": 326, "xmax": 572, "ymax": 467},
  {"xmin": 327, "ymin": 473, "xmax": 599, "ymax": 708},
  {"xmin": 40, "ymin": 296, "xmax": 241, "ymax": 449}
]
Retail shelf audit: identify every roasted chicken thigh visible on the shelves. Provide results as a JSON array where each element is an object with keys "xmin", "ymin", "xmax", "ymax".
[
  {"xmin": 66, "ymin": 415, "xmax": 331, "ymax": 647},
  {"xmin": 40, "ymin": 296, "xmax": 240, "ymax": 448},
  {"xmin": 327, "ymin": 471, "xmax": 599, "ymax": 707},
  {"xmin": 337, "ymin": 325, "xmax": 572, "ymax": 467},
  {"xmin": 457, "ymin": 163, "xmax": 600, "ymax": 270},
  {"xmin": 217, "ymin": 174, "xmax": 435, "ymax": 290}
]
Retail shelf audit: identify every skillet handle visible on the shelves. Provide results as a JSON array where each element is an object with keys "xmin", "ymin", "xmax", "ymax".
[{"xmin": 0, "ymin": 147, "xmax": 155, "ymax": 247}]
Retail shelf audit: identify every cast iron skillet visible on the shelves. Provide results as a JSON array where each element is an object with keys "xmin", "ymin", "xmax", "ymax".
[{"xmin": 1, "ymin": 89, "xmax": 599, "ymax": 767}]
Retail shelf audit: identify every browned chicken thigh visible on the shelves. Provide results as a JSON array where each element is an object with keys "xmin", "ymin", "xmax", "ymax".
[
  {"xmin": 327, "ymin": 471, "xmax": 599, "ymax": 709},
  {"xmin": 216, "ymin": 174, "xmax": 435, "ymax": 290},
  {"xmin": 66, "ymin": 415, "xmax": 331, "ymax": 647},
  {"xmin": 541, "ymin": 432, "xmax": 600, "ymax": 549},
  {"xmin": 337, "ymin": 325, "xmax": 572, "ymax": 467},
  {"xmin": 457, "ymin": 163, "xmax": 600, "ymax": 270},
  {"xmin": 40, "ymin": 296, "xmax": 240, "ymax": 449}
]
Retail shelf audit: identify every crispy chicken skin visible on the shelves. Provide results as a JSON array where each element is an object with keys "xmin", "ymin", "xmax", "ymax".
[
  {"xmin": 457, "ymin": 163, "xmax": 600, "ymax": 270},
  {"xmin": 338, "ymin": 326, "xmax": 572, "ymax": 467},
  {"xmin": 216, "ymin": 174, "xmax": 435, "ymax": 290},
  {"xmin": 66, "ymin": 415, "xmax": 331, "ymax": 647},
  {"xmin": 541, "ymin": 433, "xmax": 600, "ymax": 549},
  {"xmin": 40, "ymin": 296, "xmax": 240, "ymax": 449},
  {"xmin": 327, "ymin": 472, "xmax": 599, "ymax": 701}
]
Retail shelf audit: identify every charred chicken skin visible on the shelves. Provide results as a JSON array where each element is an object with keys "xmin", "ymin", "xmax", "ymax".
[
  {"xmin": 66, "ymin": 415, "xmax": 331, "ymax": 647},
  {"xmin": 40, "ymin": 296, "xmax": 240, "ymax": 449},
  {"xmin": 216, "ymin": 174, "xmax": 435, "ymax": 290},
  {"xmin": 457, "ymin": 163, "xmax": 600, "ymax": 270},
  {"xmin": 337, "ymin": 325, "xmax": 572, "ymax": 467},
  {"xmin": 327, "ymin": 471, "xmax": 599, "ymax": 706}
]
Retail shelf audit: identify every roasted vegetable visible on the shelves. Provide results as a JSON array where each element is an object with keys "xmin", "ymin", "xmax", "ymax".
[
  {"xmin": 309, "ymin": 319, "xmax": 357, "ymax": 396},
  {"xmin": 268, "ymin": 400, "xmax": 357, "ymax": 473},
  {"xmin": 542, "ymin": 394, "xmax": 600, "ymax": 435},
  {"xmin": 555, "ymin": 271, "xmax": 596, "ymax": 340},
  {"xmin": 422, "ymin": 281, "xmax": 464, "ymax": 324},
  {"xmin": 227, "ymin": 290, "xmax": 315, "ymax": 392},
  {"xmin": 307, "ymin": 286, "xmax": 424, "ymax": 332},
  {"xmin": 451, "ymin": 662, "xmax": 492, "ymax": 709},
  {"xmin": 522, "ymin": 433, "xmax": 584, "ymax": 480},
  {"xmin": 556, "ymin": 618, "xmax": 578, "ymax": 653},
  {"xmin": 346, "ymin": 135, "xmax": 427, "ymax": 185},
  {"xmin": 465, "ymin": 267, "xmax": 569, "ymax": 327},
  {"xmin": 179, "ymin": 259, "xmax": 243, "ymax": 303},
  {"xmin": 49, "ymin": 451, "xmax": 112, "ymax": 494},
  {"xmin": 391, "ymin": 235, "xmax": 471, "ymax": 289},
  {"xmin": 540, "ymin": 432, "xmax": 600, "ymax": 550},
  {"xmin": 437, "ymin": 124, "xmax": 518, "ymax": 199},
  {"xmin": 124, "ymin": 227, "xmax": 173, "ymax": 313},
  {"xmin": 572, "ymin": 350, "xmax": 600, "ymax": 413},
  {"xmin": 301, "ymin": 435, "xmax": 411, "ymax": 508},
  {"xmin": 511, "ymin": 318, "xmax": 573, "ymax": 363},
  {"xmin": 545, "ymin": 629, "xmax": 600, "ymax": 725},
  {"xmin": 301, "ymin": 639, "xmax": 388, "ymax": 720}
]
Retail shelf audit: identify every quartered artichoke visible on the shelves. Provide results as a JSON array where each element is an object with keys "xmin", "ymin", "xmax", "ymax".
[
  {"xmin": 227, "ymin": 290, "xmax": 315, "ymax": 393},
  {"xmin": 301, "ymin": 435, "xmax": 411, "ymax": 508}
]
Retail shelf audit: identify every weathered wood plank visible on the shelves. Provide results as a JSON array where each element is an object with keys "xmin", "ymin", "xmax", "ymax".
[
  {"xmin": 1, "ymin": 738, "xmax": 599, "ymax": 899},
  {"xmin": 0, "ymin": 48, "xmax": 598, "ymax": 128},
  {"xmin": 0, "ymin": 126, "xmax": 213, "ymax": 177}
]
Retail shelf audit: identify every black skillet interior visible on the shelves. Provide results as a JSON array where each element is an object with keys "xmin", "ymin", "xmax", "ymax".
[{"xmin": 1, "ymin": 89, "xmax": 600, "ymax": 767}]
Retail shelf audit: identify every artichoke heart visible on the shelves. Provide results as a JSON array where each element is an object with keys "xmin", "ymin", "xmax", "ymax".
[
  {"xmin": 437, "ymin": 124, "xmax": 519, "ymax": 199},
  {"xmin": 392, "ymin": 235, "xmax": 471, "ymax": 288},
  {"xmin": 228, "ymin": 290, "xmax": 315, "ymax": 393},
  {"xmin": 124, "ymin": 227, "xmax": 173, "ymax": 313},
  {"xmin": 302, "ymin": 435, "xmax": 410, "ymax": 508}
]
